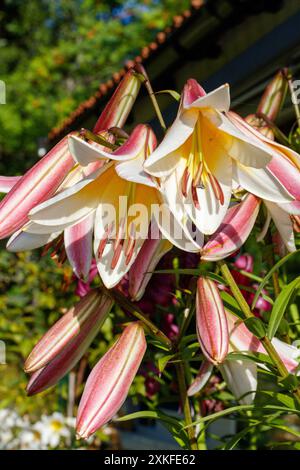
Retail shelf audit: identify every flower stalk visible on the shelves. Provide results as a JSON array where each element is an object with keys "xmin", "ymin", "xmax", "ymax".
[
  {"xmin": 176, "ymin": 361, "xmax": 198, "ymax": 450},
  {"xmin": 134, "ymin": 64, "xmax": 167, "ymax": 131},
  {"xmin": 99, "ymin": 285, "xmax": 173, "ymax": 351}
]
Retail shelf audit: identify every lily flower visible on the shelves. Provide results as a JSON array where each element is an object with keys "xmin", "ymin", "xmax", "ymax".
[
  {"xmin": 196, "ymin": 277, "xmax": 229, "ymax": 365},
  {"xmin": 76, "ymin": 322, "xmax": 146, "ymax": 439},
  {"xmin": 5, "ymin": 69, "xmax": 141, "ymax": 281},
  {"xmin": 26, "ymin": 290, "xmax": 113, "ymax": 395},
  {"xmin": 144, "ymin": 79, "xmax": 294, "ymax": 236},
  {"xmin": 28, "ymin": 125, "xmax": 162, "ymax": 288}
]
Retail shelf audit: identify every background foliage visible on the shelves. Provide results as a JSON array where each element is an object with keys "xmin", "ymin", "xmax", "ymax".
[{"xmin": 0, "ymin": 0, "xmax": 190, "ymax": 173}]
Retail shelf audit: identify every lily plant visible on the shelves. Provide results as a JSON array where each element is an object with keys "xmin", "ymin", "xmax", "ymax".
[{"xmin": 2, "ymin": 66, "xmax": 300, "ymax": 450}]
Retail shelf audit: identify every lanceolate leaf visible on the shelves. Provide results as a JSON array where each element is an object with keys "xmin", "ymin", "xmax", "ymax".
[
  {"xmin": 251, "ymin": 250, "xmax": 300, "ymax": 310},
  {"xmin": 267, "ymin": 276, "xmax": 300, "ymax": 339}
]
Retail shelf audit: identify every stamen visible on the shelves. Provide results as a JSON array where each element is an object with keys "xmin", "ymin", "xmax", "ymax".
[
  {"xmin": 193, "ymin": 161, "xmax": 204, "ymax": 188},
  {"xmin": 291, "ymin": 215, "xmax": 300, "ymax": 233},
  {"xmin": 191, "ymin": 184, "xmax": 200, "ymax": 210},
  {"xmin": 208, "ymin": 174, "xmax": 224, "ymax": 205},
  {"xmin": 110, "ymin": 242, "xmax": 123, "ymax": 269},
  {"xmin": 97, "ymin": 223, "xmax": 114, "ymax": 260},
  {"xmin": 181, "ymin": 167, "xmax": 190, "ymax": 197},
  {"xmin": 125, "ymin": 224, "xmax": 136, "ymax": 265},
  {"xmin": 114, "ymin": 217, "xmax": 126, "ymax": 251}
]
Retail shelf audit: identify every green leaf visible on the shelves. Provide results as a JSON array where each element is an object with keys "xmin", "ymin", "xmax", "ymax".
[
  {"xmin": 157, "ymin": 354, "xmax": 175, "ymax": 373},
  {"xmin": 251, "ymin": 250, "xmax": 300, "ymax": 310},
  {"xmin": 267, "ymin": 276, "xmax": 300, "ymax": 339},
  {"xmin": 220, "ymin": 291, "xmax": 244, "ymax": 319},
  {"xmin": 226, "ymin": 351, "xmax": 274, "ymax": 368},
  {"xmin": 244, "ymin": 317, "xmax": 266, "ymax": 339},
  {"xmin": 155, "ymin": 89, "xmax": 181, "ymax": 101},
  {"xmin": 223, "ymin": 424, "xmax": 256, "ymax": 450},
  {"xmin": 117, "ymin": 410, "xmax": 189, "ymax": 448}
]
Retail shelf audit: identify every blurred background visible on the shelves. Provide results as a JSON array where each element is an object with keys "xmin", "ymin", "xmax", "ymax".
[{"xmin": 1, "ymin": 0, "xmax": 300, "ymax": 450}]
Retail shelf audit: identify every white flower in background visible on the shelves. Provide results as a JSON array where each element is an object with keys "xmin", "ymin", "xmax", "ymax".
[
  {"xmin": 18, "ymin": 429, "xmax": 44, "ymax": 450},
  {"xmin": 33, "ymin": 412, "xmax": 72, "ymax": 448}
]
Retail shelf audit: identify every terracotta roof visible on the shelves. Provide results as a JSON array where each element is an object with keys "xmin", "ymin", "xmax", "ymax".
[{"xmin": 48, "ymin": 0, "xmax": 205, "ymax": 141}]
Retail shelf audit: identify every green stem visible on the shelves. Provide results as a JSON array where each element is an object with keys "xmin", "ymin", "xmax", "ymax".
[
  {"xmin": 176, "ymin": 362, "xmax": 198, "ymax": 450},
  {"xmin": 100, "ymin": 286, "xmax": 173, "ymax": 350},
  {"xmin": 134, "ymin": 64, "xmax": 167, "ymax": 132},
  {"xmin": 176, "ymin": 305, "xmax": 195, "ymax": 347},
  {"xmin": 217, "ymin": 260, "xmax": 300, "ymax": 403},
  {"xmin": 80, "ymin": 129, "xmax": 118, "ymax": 150},
  {"xmin": 286, "ymin": 72, "xmax": 300, "ymax": 130}
]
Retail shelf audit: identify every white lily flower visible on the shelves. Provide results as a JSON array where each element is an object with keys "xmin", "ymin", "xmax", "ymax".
[{"xmin": 144, "ymin": 79, "xmax": 294, "ymax": 235}]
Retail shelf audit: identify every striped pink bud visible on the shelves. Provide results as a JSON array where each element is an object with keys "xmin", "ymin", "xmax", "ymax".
[
  {"xmin": 26, "ymin": 290, "xmax": 112, "ymax": 395},
  {"xmin": 0, "ymin": 135, "xmax": 74, "ymax": 239},
  {"xmin": 93, "ymin": 69, "xmax": 141, "ymax": 134},
  {"xmin": 196, "ymin": 277, "xmax": 229, "ymax": 365},
  {"xmin": 257, "ymin": 69, "xmax": 287, "ymax": 121},
  {"xmin": 76, "ymin": 322, "xmax": 146, "ymax": 439},
  {"xmin": 201, "ymin": 194, "xmax": 260, "ymax": 261}
]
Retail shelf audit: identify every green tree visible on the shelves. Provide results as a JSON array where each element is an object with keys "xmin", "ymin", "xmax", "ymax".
[{"xmin": 0, "ymin": 0, "xmax": 190, "ymax": 174}]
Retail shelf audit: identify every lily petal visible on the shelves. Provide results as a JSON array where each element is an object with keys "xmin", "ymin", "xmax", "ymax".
[
  {"xmin": 29, "ymin": 163, "xmax": 113, "ymax": 229},
  {"xmin": 233, "ymin": 160, "xmax": 293, "ymax": 204},
  {"xmin": 228, "ymin": 314, "xmax": 299, "ymax": 374},
  {"xmin": 144, "ymin": 108, "xmax": 199, "ymax": 177},
  {"xmin": 64, "ymin": 213, "xmax": 95, "ymax": 281},
  {"xmin": 187, "ymin": 360, "xmax": 214, "ymax": 396},
  {"xmin": 184, "ymin": 83, "xmax": 230, "ymax": 112},
  {"xmin": 7, "ymin": 223, "xmax": 61, "ymax": 252},
  {"xmin": 219, "ymin": 359, "xmax": 257, "ymax": 405},
  {"xmin": 0, "ymin": 176, "xmax": 21, "ymax": 193},
  {"xmin": 201, "ymin": 194, "xmax": 260, "ymax": 261},
  {"xmin": 264, "ymin": 201, "xmax": 296, "ymax": 252},
  {"xmin": 128, "ymin": 220, "xmax": 172, "ymax": 301}
]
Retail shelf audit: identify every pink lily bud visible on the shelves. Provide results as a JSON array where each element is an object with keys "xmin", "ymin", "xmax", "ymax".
[
  {"xmin": 196, "ymin": 277, "xmax": 229, "ymax": 365},
  {"xmin": 201, "ymin": 194, "xmax": 261, "ymax": 261},
  {"xmin": 234, "ymin": 253, "xmax": 254, "ymax": 273},
  {"xmin": 64, "ymin": 213, "xmax": 94, "ymax": 281},
  {"xmin": 76, "ymin": 322, "xmax": 146, "ymax": 439},
  {"xmin": 128, "ymin": 222, "xmax": 172, "ymax": 301},
  {"xmin": 25, "ymin": 289, "xmax": 109, "ymax": 373},
  {"xmin": 257, "ymin": 69, "xmax": 287, "ymax": 121},
  {"xmin": 26, "ymin": 291, "xmax": 113, "ymax": 395},
  {"xmin": 93, "ymin": 69, "xmax": 141, "ymax": 134},
  {"xmin": 0, "ymin": 135, "xmax": 74, "ymax": 239}
]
